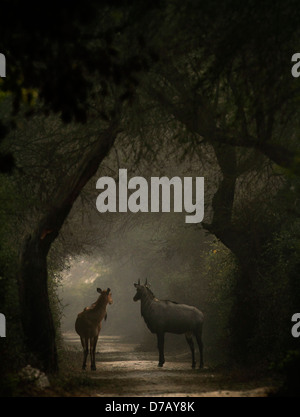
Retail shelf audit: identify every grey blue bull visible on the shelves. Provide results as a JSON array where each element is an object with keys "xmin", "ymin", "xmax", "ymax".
[{"xmin": 133, "ymin": 280, "xmax": 204, "ymax": 368}]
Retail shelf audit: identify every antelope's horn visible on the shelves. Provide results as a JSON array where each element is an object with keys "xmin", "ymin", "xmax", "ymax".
[
  {"xmin": 138, "ymin": 278, "xmax": 140, "ymax": 285},
  {"xmin": 145, "ymin": 278, "xmax": 148, "ymax": 286}
]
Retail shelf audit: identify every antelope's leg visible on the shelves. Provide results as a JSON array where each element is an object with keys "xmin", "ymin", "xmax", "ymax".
[
  {"xmin": 195, "ymin": 329, "xmax": 204, "ymax": 369},
  {"xmin": 185, "ymin": 332, "xmax": 196, "ymax": 368},
  {"xmin": 157, "ymin": 332, "xmax": 165, "ymax": 367},
  {"xmin": 81, "ymin": 337, "xmax": 89, "ymax": 370},
  {"xmin": 90, "ymin": 335, "xmax": 99, "ymax": 371}
]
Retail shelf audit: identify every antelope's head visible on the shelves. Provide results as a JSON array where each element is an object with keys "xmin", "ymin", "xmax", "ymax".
[
  {"xmin": 133, "ymin": 278, "xmax": 150, "ymax": 301},
  {"xmin": 97, "ymin": 287, "xmax": 113, "ymax": 304}
]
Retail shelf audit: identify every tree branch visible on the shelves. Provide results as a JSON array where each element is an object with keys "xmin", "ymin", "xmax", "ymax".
[{"xmin": 149, "ymin": 85, "xmax": 299, "ymax": 174}]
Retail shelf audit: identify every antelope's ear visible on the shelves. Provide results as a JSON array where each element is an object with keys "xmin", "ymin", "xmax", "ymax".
[
  {"xmin": 97, "ymin": 288, "xmax": 102, "ymax": 293},
  {"xmin": 134, "ymin": 283, "xmax": 138, "ymax": 287},
  {"xmin": 106, "ymin": 288, "xmax": 111, "ymax": 294}
]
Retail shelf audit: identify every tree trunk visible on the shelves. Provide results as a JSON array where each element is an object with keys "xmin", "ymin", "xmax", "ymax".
[
  {"xmin": 229, "ymin": 261, "xmax": 258, "ymax": 365},
  {"xmin": 19, "ymin": 233, "xmax": 58, "ymax": 372},
  {"xmin": 18, "ymin": 123, "xmax": 121, "ymax": 373},
  {"xmin": 200, "ymin": 143, "xmax": 260, "ymax": 363}
]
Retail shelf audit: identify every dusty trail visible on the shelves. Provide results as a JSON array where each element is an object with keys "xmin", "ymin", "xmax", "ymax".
[{"xmin": 63, "ymin": 332, "xmax": 276, "ymax": 397}]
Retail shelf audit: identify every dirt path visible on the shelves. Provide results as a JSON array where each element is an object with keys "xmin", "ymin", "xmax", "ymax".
[{"xmin": 62, "ymin": 332, "xmax": 277, "ymax": 397}]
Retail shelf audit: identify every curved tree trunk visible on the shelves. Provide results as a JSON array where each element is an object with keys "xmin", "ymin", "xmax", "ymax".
[
  {"xmin": 19, "ymin": 233, "xmax": 58, "ymax": 372},
  {"xmin": 18, "ymin": 123, "xmax": 121, "ymax": 373},
  {"xmin": 203, "ymin": 143, "xmax": 258, "ymax": 364}
]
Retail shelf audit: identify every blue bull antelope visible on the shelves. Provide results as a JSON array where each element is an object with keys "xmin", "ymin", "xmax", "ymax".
[{"xmin": 133, "ymin": 280, "xmax": 204, "ymax": 368}]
